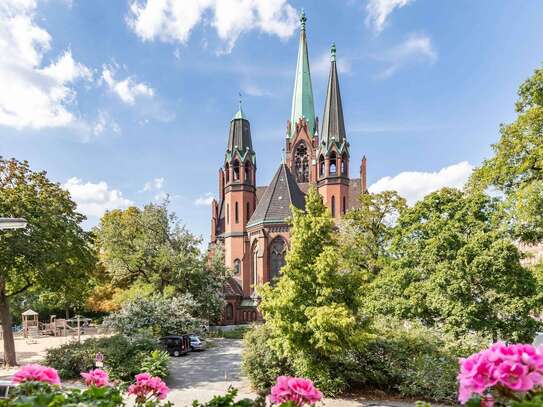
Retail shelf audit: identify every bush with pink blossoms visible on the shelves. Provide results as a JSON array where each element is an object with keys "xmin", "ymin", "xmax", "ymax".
[
  {"xmin": 81, "ymin": 368, "xmax": 110, "ymax": 387},
  {"xmin": 459, "ymin": 342, "xmax": 543, "ymax": 406},
  {"xmin": 127, "ymin": 372, "xmax": 170, "ymax": 405},
  {"xmin": 269, "ymin": 376, "xmax": 323, "ymax": 406}
]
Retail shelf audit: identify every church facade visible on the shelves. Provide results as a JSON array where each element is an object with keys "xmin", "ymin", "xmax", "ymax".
[{"xmin": 209, "ymin": 12, "xmax": 367, "ymax": 325}]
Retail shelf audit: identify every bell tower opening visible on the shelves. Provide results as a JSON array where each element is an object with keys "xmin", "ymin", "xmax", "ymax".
[{"xmin": 294, "ymin": 142, "xmax": 309, "ymax": 183}]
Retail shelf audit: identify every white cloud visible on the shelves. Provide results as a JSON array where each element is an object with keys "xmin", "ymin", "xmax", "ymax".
[
  {"xmin": 365, "ymin": 0, "xmax": 414, "ymax": 33},
  {"xmin": 93, "ymin": 110, "xmax": 121, "ymax": 136},
  {"xmin": 0, "ymin": 1, "xmax": 93, "ymax": 129},
  {"xmin": 101, "ymin": 64, "xmax": 154, "ymax": 105},
  {"xmin": 127, "ymin": 0, "xmax": 298, "ymax": 53},
  {"xmin": 375, "ymin": 33, "xmax": 437, "ymax": 79},
  {"xmin": 369, "ymin": 161, "xmax": 474, "ymax": 205},
  {"xmin": 242, "ymin": 83, "xmax": 272, "ymax": 97},
  {"xmin": 194, "ymin": 192, "xmax": 215, "ymax": 206},
  {"xmin": 142, "ymin": 177, "xmax": 165, "ymax": 192},
  {"xmin": 312, "ymin": 50, "xmax": 352, "ymax": 77},
  {"xmin": 63, "ymin": 177, "xmax": 133, "ymax": 218}
]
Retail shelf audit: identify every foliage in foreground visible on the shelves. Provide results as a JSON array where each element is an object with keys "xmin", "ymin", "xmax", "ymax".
[{"xmin": 44, "ymin": 335, "xmax": 165, "ymax": 382}]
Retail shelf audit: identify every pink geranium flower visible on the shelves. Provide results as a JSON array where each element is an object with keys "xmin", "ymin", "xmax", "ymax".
[
  {"xmin": 127, "ymin": 372, "xmax": 169, "ymax": 403},
  {"xmin": 12, "ymin": 364, "xmax": 61, "ymax": 386},
  {"xmin": 81, "ymin": 369, "xmax": 109, "ymax": 387},
  {"xmin": 269, "ymin": 376, "xmax": 322, "ymax": 406}
]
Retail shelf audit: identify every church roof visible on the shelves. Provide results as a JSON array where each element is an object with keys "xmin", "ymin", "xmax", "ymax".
[
  {"xmin": 289, "ymin": 10, "xmax": 316, "ymax": 138},
  {"xmin": 225, "ymin": 102, "xmax": 255, "ymax": 164},
  {"xmin": 247, "ymin": 164, "xmax": 305, "ymax": 228},
  {"xmin": 319, "ymin": 43, "xmax": 348, "ymax": 157}
]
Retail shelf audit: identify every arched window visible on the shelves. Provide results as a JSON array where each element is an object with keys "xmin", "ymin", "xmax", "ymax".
[
  {"xmin": 342, "ymin": 196, "xmax": 346, "ymax": 215},
  {"xmin": 235, "ymin": 202, "xmax": 239, "ymax": 223},
  {"xmin": 244, "ymin": 161, "xmax": 251, "ymax": 183},
  {"xmin": 246, "ymin": 202, "xmax": 250, "ymax": 220},
  {"xmin": 226, "ymin": 204, "xmax": 229, "ymax": 224},
  {"xmin": 294, "ymin": 142, "xmax": 309, "ymax": 183},
  {"xmin": 319, "ymin": 155, "xmax": 325, "ymax": 178},
  {"xmin": 233, "ymin": 160, "xmax": 240, "ymax": 181},
  {"xmin": 331, "ymin": 196, "xmax": 336, "ymax": 217},
  {"xmin": 225, "ymin": 303, "xmax": 233, "ymax": 320},
  {"xmin": 225, "ymin": 163, "xmax": 230, "ymax": 183},
  {"xmin": 270, "ymin": 237, "xmax": 287, "ymax": 284},
  {"xmin": 330, "ymin": 152, "xmax": 337, "ymax": 175},
  {"xmin": 233, "ymin": 259, "xmax": 241, "ymax": 275},
  {"xmin": 252, "ymin": 243, "xmax": 258, "ymax": 288},
  {"xmin": 341, "ymin": 153, "xmax": 347, "ymax": 176}
]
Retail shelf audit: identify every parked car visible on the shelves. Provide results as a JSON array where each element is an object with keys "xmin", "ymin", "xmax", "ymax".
[
  {"xmin": 160, "ymin": 335, "xmax": 191, "ymax": 357},
  {"xmin": 189, "ymin": 335, "xmax": 205, "ymax": 351}
]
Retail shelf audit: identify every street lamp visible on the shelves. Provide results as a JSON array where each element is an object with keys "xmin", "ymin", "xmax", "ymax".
[{"xmin": 0, "ymin": 218, "xmax": 27, "ymax": 230}]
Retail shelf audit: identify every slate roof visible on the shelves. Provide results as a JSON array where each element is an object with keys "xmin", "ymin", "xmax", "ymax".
[
  {"xmin": 247, "ymin": 164, "xmax": 305, "ymax": 228},
  {"xmin": 224, "ymin": 277, "xmax": 243, "ymax": 297},
  {"xmin": 319, "ymin": 44, "xmax": 348, "ymax": 157}
]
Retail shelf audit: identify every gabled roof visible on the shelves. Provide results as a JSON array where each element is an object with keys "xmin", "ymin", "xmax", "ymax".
[
  {"xmin": 247, "ymin": 164, "xmax": 305, "ymax": 228},
  {"xmin": 289, "ymin": 10, "xmax": 316, "ymax": 138},
  {"xmin": 319, "ymin": 43, "xmax": 348, "ymax": 157}
]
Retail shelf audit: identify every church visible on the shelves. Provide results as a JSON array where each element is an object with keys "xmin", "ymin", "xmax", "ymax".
[{"xmin": 209, "ymin": 11, "xmax": 368, "ymax": 325}]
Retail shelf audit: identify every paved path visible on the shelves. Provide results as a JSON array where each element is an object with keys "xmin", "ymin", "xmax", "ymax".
[{"xmin": 166, "ymin": 339, "xmax": 417, "ymax": 407}]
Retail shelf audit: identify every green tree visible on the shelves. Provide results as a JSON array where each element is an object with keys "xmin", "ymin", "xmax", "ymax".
[
  {"xmin": 471, "ymin": 65, "xmax": 543, "ymax": 243},
  {"xmin": 96, "ymin": 202, "xmax": 228, "ymax": 321},
  {"xmin": 365, "ymin": 188, "xmax": 540, "ymax": 342},
  {"xmin": 258, "ymin": 187, "xmax": 361, "ymax": 393},
  {"xmin": 339, "ymin": 190, "xmax": 406, "ymax": 280},
  {"xmin": 0, "ymin": 158, "xmax": 95, "ymax": 365}
]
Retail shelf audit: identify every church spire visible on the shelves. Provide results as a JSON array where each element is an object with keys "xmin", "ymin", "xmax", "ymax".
[
  {"xmin": 319, "ymin": 43, "xmax": 347, "ymax": 155},
  {"xmin": 289, "ymin": 9, "xmax": 315, "ymax": 138}
]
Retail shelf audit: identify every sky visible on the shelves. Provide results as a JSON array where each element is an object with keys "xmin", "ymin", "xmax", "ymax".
[{"xmin": 1, "ymin": 0, "xmax": 543, "ymax": 242}]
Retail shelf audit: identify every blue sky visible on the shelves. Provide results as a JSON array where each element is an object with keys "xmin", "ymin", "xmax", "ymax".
[{"xmin": 1, "ymin": 0, "xmax": 543, "ymax": 241}]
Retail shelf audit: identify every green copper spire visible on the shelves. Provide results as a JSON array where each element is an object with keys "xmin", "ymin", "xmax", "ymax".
[
  {"xmin": 233, "ymin": 93, "xmax": 246, "ymax": 120},
  {"xmin": 289, "ymin": 10, "xmax": 315, "ymax": 138}
]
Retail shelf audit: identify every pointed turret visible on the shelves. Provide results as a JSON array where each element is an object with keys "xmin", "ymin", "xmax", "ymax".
[
  {"xmin": 319, "ymin": 43, "xmax": 347, "ymax": 156},
  {"xmin": 226, "ymin": 99, "xmax": 255, "ymax": 165},
  {"xmin": 289, "ymin": 10, "xmax": 316, "ymax": 138}
]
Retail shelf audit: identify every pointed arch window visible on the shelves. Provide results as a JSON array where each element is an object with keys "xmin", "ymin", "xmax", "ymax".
[
  {"xmin": 226, "ymin": 204, "xmax": 230, "ymax": 224},
  {"xmin": 341, "ymin": 153, "xmax": 347, "ymax": 176},
  {"xmin": 244, "ymin": 161, "xmax": 251, "ymax": 183},
  {"xmin": 235, "ymin": 202, "xmax": 239, "ymax": 223},
  {"xmin": 330, "ymin": 152, "xmax": 337, "ymax": 175},
  {"xmin": 225, "ymin": 163, "xmax": 230, "ymax": 183},
  {"xmin": 270, "ymin": 237, "xmax": 287, "ymax": 285},
  {"xmin": 233, "ymin": 160, "xmax": 240, "ymax": 181},
  {"xmin": 319, "ymin": 155, "xmax": 325, "ymax": 178},
  {"xmin": 294, "ymin": 142, "xmax": 309, "ymax": 183},
  {"xmin": 233, "ymin": 259, "xmax": 241, "ymax": 275},
  {"xmin": 342, "ymin": 196, "xmax": 346, "ymax": 215},
  {"xmin": 246, "ymin": 201, "xmax": 250, "ymax": 220},
  {"xmin": 225, "ymin": 303, "xmax": 233, "ymax": 320},
  {"xmin": 331, "ymin": 195, "xmax": 336, "ymax": 217},
  {"xmin": 252, "ymin": 243, "xmax": 258, "ymax": 288}
]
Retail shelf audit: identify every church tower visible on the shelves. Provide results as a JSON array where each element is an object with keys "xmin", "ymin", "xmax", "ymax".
[
  {"xmin": 317, "ymin": 44, "xmax": 350, "ymax": 219},
  {"xmin": 220, "ymin": 102, "xmax": 256, "ymax": 295},
  {"xmin": 285, "ymin": 10, "xmax": 319, "ymax": 185}
]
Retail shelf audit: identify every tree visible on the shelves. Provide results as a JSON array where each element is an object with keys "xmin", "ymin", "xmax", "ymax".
[
  {"xmin": 339, "ymin": 191, "xmax": 406, "ymax": 281},
  {"xmin": 0, "ymin": 158, "xmax": 95, "ymax": 365},
  {"xmin": 471, "ymin": 65, "xmax": 543, "ymax": 243},
  {"xmin": 258, "ymin": 187, "xmax": 362, "ymax": 393},
  {"xmin": 365, "ymin": 188, "xmax": 540, "ymax": 342},
  {"xmin": 96, "ymin": 202, "xmax": 228, "ymax": 321}
]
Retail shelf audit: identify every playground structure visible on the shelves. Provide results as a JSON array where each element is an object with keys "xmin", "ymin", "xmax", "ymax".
[{"xmin": 21, "ymin": 310, "xmax": 94, "ymax": 342}]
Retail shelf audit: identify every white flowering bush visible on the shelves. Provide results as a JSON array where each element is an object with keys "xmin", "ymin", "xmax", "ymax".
[{"xmin": 104, "ymin": 294, "xmax": 204, "ymax": 337}]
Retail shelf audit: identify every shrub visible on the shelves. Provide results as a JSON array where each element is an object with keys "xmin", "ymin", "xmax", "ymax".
[
  {"xmin": 242, "ymin": 325, "xmax": 293, "ymax": 395},
  {"xmin": 141, "ymin": 350, "xmax": 170, "ymax": 379},
  {"xmin": 348, "ymin": 317, "xmax": 488, "ymax": 403},
  {"xmin": 44, "ymin": 335, "xmax": 161, "ymax": 382}
]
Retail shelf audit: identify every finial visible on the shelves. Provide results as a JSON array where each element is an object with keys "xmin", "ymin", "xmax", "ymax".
[
  {"xmin": 330, "ymin": 42, "xmax": 336, "ymax": 62},
  {"xmin": 300, "ymin": 9, "xmax": 306, "ymax": 31},
  {"xmin": 233, "ymin": 92, "xmax": 245, "ymax": 120},
  {"xmin": 281, "ymin": 147, "xmax": 285, "ymax": 164},
  {"xmin": 238, "ymin": 92, "xmax": 242, "ymax": 110}
]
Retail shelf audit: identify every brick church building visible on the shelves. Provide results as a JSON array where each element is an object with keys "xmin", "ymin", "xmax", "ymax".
[{"xmin": 209, "ymin": 12, "xmax": 367, "ymax": 325}]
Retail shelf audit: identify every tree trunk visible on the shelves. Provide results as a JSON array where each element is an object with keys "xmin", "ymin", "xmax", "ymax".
[{"xmin": 0, "ymin": 289, "xmax": 17, "ymax": 366}]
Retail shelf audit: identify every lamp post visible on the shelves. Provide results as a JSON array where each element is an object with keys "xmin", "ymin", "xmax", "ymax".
[{"xmin": 0, "ymin": 218, "xmax": 27, "ymax": 230}]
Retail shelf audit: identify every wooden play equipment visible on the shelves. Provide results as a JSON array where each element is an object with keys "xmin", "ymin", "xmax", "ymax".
[{"xmin": 22, "ymin": 309, "xmax": 39, "ymax": 343}]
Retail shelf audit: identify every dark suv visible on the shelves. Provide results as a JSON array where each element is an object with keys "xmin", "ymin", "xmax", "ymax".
[{"xmin": 160, "ymin": 335, "xmax": 191, "ymax": 357}]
